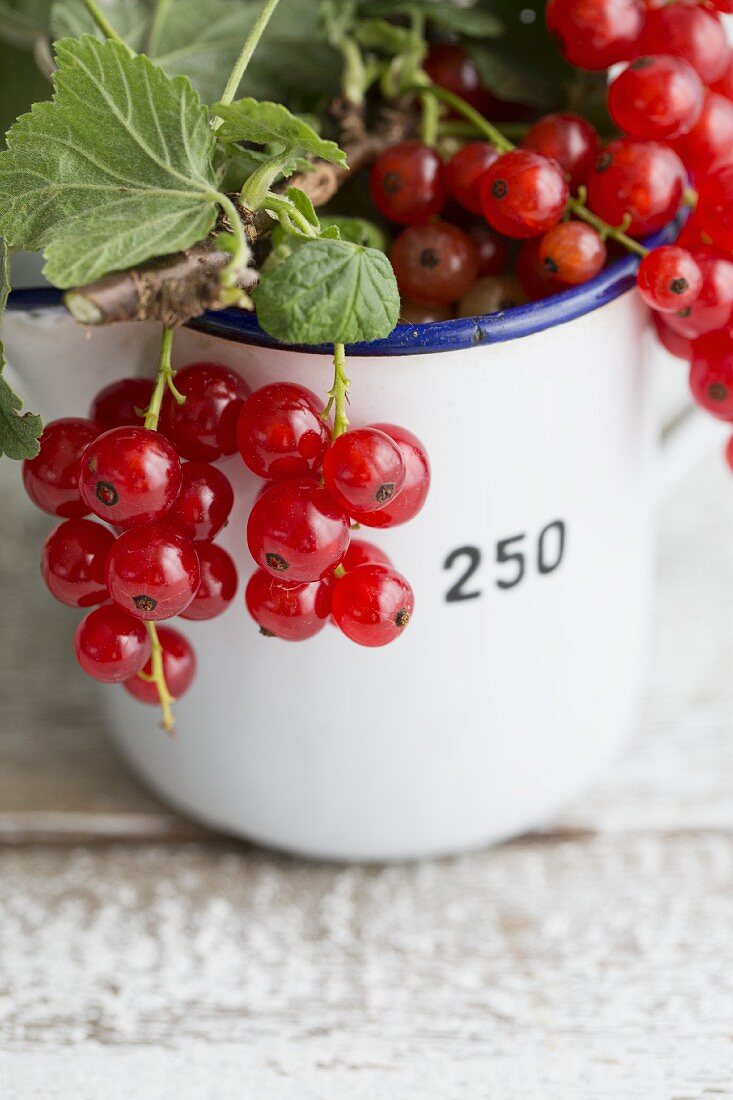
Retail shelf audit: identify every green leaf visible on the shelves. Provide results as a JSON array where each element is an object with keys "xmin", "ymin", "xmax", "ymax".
[
  {"xmin": 253, "ymin": 237, "xmax": 399, "ymax": 345},
  {"xmin": 0, "ymin": 35, "xmax": 219, "ymax": 287},
  {"xmin": 0, "ymin": 0, "xmax": 53, "ymax": 46},
  {"xmin": 319, "ymin": 215, "xmax": 386, "ymax": 251},
  {"xmin": 285, "ymin": 186, "xmax": 320, "ymax": 229},
  {"xmin": 213, "ymin": 98, "xmax": 346, "ymax": 166},
  {"xmin": 359, "ymin": 1, "xmax": 502, "ymax": 37},
  {"xmin": 0, "ymin": 241, "xmax": 43, "ymax": 459},
  {"xmin": 353, "ymin": 18, "xmax": 413, "ymax": 55}
]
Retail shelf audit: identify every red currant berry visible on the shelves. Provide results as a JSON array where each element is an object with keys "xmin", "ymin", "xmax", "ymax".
[
  {"xmin": 466, "ymin": 222, "xmax": 508, "ymax": 277},
  {"xmin": 390, "ymin": 222, "xmax": 479, "ymax": 305},
  {"xmin": 653, "ymin": 312, "xmax": 693, "ymax": 361},
  {"xmin": 74, "ymin": 603, "xmax": 151, "ymax": 684},
  {"xmin": 445, "ymin": 143, "xmax": 499, "ymax": 215},
  {"xmin": 711, "ymin": 53, "xmax": 733, "ymax": 100},
  {"xmin": 399, "ymin": 299, "xmax": 453, "ymax": 324},
  {"xmin": 180, "ymin": 542, "xmax": 238, "ymax": 621},
  {"xmin": 522, "ymin": 112, "xmax": 600, "ymax": 192},
  {"xmin": 689, "ymin": 330, "xmax": 733, "ymax": 420},
  {"xmin": 346, "ymin": 424, "xmax": 430, "ymax": 529},
  {"xmin": 245, "ymin": 569, "xmax": 331, "ymax": 641},
  {"xmin": 332, "ymin": 564, "xmax": 414, "ymax": 648},
  {"xmin": 165, "ymin": 461, "xmax": 234, "ymax": 543},
  {"xmin": 369, "ymin": 141, "xmax": 447, "ymax": 226},
  {"xmin": 323, "ymin": 428, "xmax": 406, "ymax": 515},
  {"xmin": 480, "ymin": 150, "xmax": 568, "ymax": 240},
  {"xmin": 41, "ymin": 518, "xmax": 114, "ymax": 608},
  {"xmin": 22, "ymin": 418, "xmax": 98, "ymax": 518},
  {"xmin": 639, "ymin": 3, "xmax": 729, "ymax": 85},
  {"xmin": 236, "ymin": 382, "xmax": 330, "ymax": 480},
  {"xmin": 162, "ymin": 362, "xmax": 250, "ymax": 461},
  {"xmin": 424, "ymin": 44, "xmax": 494, "ymax": 114},
  {"xmin": 79, "ymin": 426, "xmax": 182, "ymax": 527},
  {"xmin": 342, "ymin": 539, "xmax": 392, "ymax": 571},
  {"xmin": 124, "ymin": 626, "xmax": 196, "ymax": 704},
  {"xmin": 608, "ymin": 56, "xmax": 703, "ymax": 142},
  {"xmin": 697, "ymin": 166, "xmax": 733, "ymax": 254},
  {"xmin": 247, "ymin": 478, "xmax": 350, "ymax": 583},
  {"xmin": 516, "ymin": 238, "xmax": 567, "ymax": 301},
  {"xmin": 726, "ymin": 434, "xmax": 733, "ymax": 472},
  {"xmin": 538, "ymin": 222, "xmax": 607, "ymax": 286},
  {"xmin": 664, "ymin": 248, "xmax": 733, "ymax": 339},
  {"xmin": 637, "ymin": 246, "xmax": 703, "ymax": 313},
  {"xmin": 672, "ymin": 92, "xmax": 733, "ymax": 178},
  {"xmin": 586, "ymin": 140, "xmax": 686, "ymax": 238},
  {"xmin": 106, "ymin": 523, "xmax": 201, "ymax": 621},
  {"xmin": 546, "ymin": 0, "xmax": 644, "ymax": 70},
  {"xmin": 90, "ymin": 377, "xmax": 154, "ymax": 431}
]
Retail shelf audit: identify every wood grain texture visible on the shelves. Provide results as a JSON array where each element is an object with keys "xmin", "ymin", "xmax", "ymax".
[{"xmin": 3, "ymin": 448, "xmax": 733, "ymax": 1097}]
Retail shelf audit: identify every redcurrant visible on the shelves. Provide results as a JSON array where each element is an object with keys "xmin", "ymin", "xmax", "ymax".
[
  {"xmin": 522, "ymin": 112, "xmax": 600, "ymax": 192},
  {"xmin": 323, "ymin": 427, "xmax": 406, "ymax": 514},
  {"xmin": 245, "ymin": 569, "xmax": 331, "ymax": 641},
  {"xmin": 247, "ymin": 478, "xmax": 350, "ymax": 582},
  {"xmin": 390, "ymin": 222, "xmax": 479, "ymax": 305},
  {"xmin": 369, "ymin": 141, "xmax": 447, "ymax": 226},
  {"xmin": 689, "ymin": 331, "xmax": 733, "ymax": 420},
  {"xmin": 106, "ymin": 523, "xmax": 201, "ymax": 621},
  {"xmin": 466, "ymin": 223, "xmax": 508, "ymax": 278},
  {"xmin": 124, "ymin": 626, "xmax": 196, "ymax": 704},
  {"xmin": 162, "ymin": 362, "xmax": 250, "ymax": 461},
  {"xmin": 585, "ymin": 140, "xmax": 686, "ymax": 238},
  {"xmin": 180, "ymin": 542, "xmax": 238, "ymax": 621},
  {"xmin": 445, "ymin": 143, "xmax": 499, "ymax": 215},
  {"xmin": 165, "ymin": 461, "xmax": 234, "ymax": 543},
  {"xmin": 346, "ymin": 424, "xmax": 430, "ymax": 528},
  {"xmin": 458, "ymin": 274, "xmax": 527, "ymax": 315},
  {"xmin": 22, "ymin": 418, "xmax": 98, "ymax": 518},
  {"xmin": 637, "ymin": 246, "xmax": 703, "ymax": 313},
  {"xmin": 90, "ymin": 377, "xmax": 154, "ymax": 432},
  {"xmin": 546, "ymin": 0, "xmax": 644, "ymax": 70},
  {"xmin": 516, "ymin": 238, "xmax": 566, "ymax": 300},
  {"xmin": 697, "ymin": 166, "xmax": 733, "ymax": 254},
  {"xmin": 538, "ymin": 222, "xmax": 607, "ymax": 285},
  {"xmin": 711, "ymin": 53, "xmax": 733, "ymax": 100},
  {"xmin": 78, "ymin": 426, "xmax": 182, "ymax": 527},
  {"xmin": 342, "ymin": 539, "xmax": 392, "ymax": 572},
  {"xmin": 608, "ymin": 56, "xmax": 703, "ymax": 142},
  {"xmin": 41, "ymin": 518, "xmax": 114, "ymax": 608},
  {"xmin": 237, "ymin": 382, "xmax": 330, "ymax": 480},
  {"xmin": 424, "ymin": 44, "xmax": 494, "ymax": 114},
  {"xmin": 672, "ymin": 92, "xmax": 733, "ymax": 178},
  {"xmin": 332, "ymin": 564, "xmax": 414, "ymax": 648},
  {"xmin": 74, "ymin": 603, "xmax": 151, "ymax": 683},
  {"xmin": 653, "ymin": 312, "xmax": 693, "ymax": 361},
  {"xmin": 639, "ymin": 3, "xmax": 729, "ymax": 85},
  {"xmin": 399, "ymin": 299, "xmax": 453, "ymax": 324},
  {"xmin": 480, "ymin": 150, "xmax": 568, "ymax": 240},
  {"xmin": 663, "ymin": 248, "xmax": 733, "ymax": 339}
]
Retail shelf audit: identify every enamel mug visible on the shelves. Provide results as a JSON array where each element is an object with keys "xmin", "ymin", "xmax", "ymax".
[{"xmin": 4, "ymin": 242, "xmax": 719, "ymax": 861}]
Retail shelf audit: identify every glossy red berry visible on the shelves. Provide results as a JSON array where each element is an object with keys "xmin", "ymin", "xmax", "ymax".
[
  {"xmin": 124, "ymin": 626, "xmax": 196, "ymax": 704},
  {"xmin": 697, "ymin": 166, "xmax": 733, "ymax": 254},
  {"xmin": 424, "ymin": 44, "xmax": 494, "ymax": 114},
  {"xmin": 522, "ymin": 112, "xmax": 600, "ymax": 192},
  {"xmin": 41, "ymin": 518, "xmax": 114, "ymax": 608},
  {"xmin": 22, "ymin": 418, "xmax": 98, "ymax": 518},
  {"xmin": 726, "ymin": 434, "xmax": 733, "ymax": 472},
  {"xmin": 390, "ymin": 222, "xmax": 479, "ymax": 305},
  {"xmin": 79, "ymin": 426, "xmax": 182, "ymax": 527},
  {"xmin": 237, "ymin": 382, "xmax": 330, "ymax": 480},
  {"xmin": 516, "ymin": 238, "xmax": 567, "ymax": 301},
  {"xmin": 546, "ymin": 0, "xmax": 644, "ymax": 70},
  {"xmin": 342, "ymin": 539, "xmax": 392, "ymax": 571},
  {"xmin": 162, "ymin": 362, "xmax": 250, "ymax": 461},
  {"xmin": 538, "ymin": 222, "xmax": 607, "ymax": 285},
  {"xmin": 480, "ymin": 150, "xmax": 568, "ymax": 240},
  {"xmin": 653, "ymin": 312, "xmax": 693, "ymax": 361},
  {"xmin": 672, "ymin": 92, "xmax": 733, "ymax": 178},
  {"xmin": 165, "ymin": 461, "xmax": 234, "ymax": 543},
  {"xmin": 466, "ymin": 223, "xmax": 508, "ymax": 277},
  {"xmin": 639, "ymin": 3, "xmax": 729, "ymax": 85},
  {"xmin": 323, "ymin": 428, "xmax": 406, "ymax": 514},
  {"xmin": 247, "ymin": 478, "xmax": 350, "ymax": 583},
  {"xmin": 608, "ymin": 56, "xmax": 703, "ymax": 142},
  {"xmin": 711, "ymin": 53, "xmax": 733, "ymax": 100},
  {"xmin": 637, "ymin": 246, "xmax": 703, "ymax": 313},
  {"xmin": 586, "ymin": 140, "xmax": 686, "ymax": 238},
  {"xmin": 369, "ymin": 141, "xmax": 447, "ymax": 226},
  {"xmin": 689, "ymin": 331, "xmax": 733, "ymax": 420},
  {"xmin": 180, "ymin": 542, "xmax": 238, "ymax": 621},
  {"xmin": 445, "ymin": 143, "xmax": 499, "ymax": 215},
  {"xmin": 106, "ymin": 523, "xmax": 201, "ymax": 621},
  {"xmin": 332, "ymin": 564, "xmax": 414, "ymax": 648},
  {"xmin": 90, "ymin": 377, "xmax": 154, "ymax": 431},
  {"xmin": 245, "ymin": 570, "xmax": 331, "ymax": 641},
  {"xmin": 347, "ymin": 424, "xmax": 430, "ymax": 529},
  {"xmin": 74, "ymin": 603, "xmax": 151, "ymax": 684},
  {"xmin": 663, "ymin": 249, "xmax": 733, "ymax": 339}
]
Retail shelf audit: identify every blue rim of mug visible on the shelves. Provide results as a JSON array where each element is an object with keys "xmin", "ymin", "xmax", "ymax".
[{"xmin": 6, "ymin": 221, "xmax": 677, "ymax": 357}]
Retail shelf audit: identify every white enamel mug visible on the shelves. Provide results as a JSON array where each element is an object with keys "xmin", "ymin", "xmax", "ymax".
[{"xmin": 4, "ymin": 245, "xmax": 721, "ymax": 861}]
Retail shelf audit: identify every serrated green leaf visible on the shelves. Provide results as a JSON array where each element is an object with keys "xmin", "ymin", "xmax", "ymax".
[
  {"xmin": 319, "ymin": 215, "xmax": 386, "ymax": 251},
  {"xmin": 0, "ymin": 35, "xmax": 219, "ymax": 287},
  {"xmin": 286, "ymin": 187, "xmax": 319, "ymax": 229},
  {"xmin": 0, "ymin": 240, "xmax": 43, "ymax": 459},
  {"xmin": 213, "ymin": 98, "xmax": 346, "ymax": 166},
  {"xmin": 253, "ymin": 237, "xmax": 399, "ymax": 345}
]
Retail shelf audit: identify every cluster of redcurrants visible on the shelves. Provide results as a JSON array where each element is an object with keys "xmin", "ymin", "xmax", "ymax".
[{"xmin": 21, "ymin": 360, "xmax": 430, "ymax": 717}]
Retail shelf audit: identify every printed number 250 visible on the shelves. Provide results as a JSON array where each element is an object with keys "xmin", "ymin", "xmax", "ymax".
[{"xmin": 444, "ymin": 520, "xmax": 566, "ymax": 603}]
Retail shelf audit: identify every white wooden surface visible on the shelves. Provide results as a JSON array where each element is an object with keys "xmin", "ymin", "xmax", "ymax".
[{"xmin": 2, "ymin": 447, "xmax": 733, "ymax": 1098}]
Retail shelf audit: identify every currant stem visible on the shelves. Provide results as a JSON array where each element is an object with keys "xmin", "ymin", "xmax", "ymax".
[
  {"xmin": 420, "ymin": 88, "xmax": 440, "ymax": 147},
  {"xmin": 325, "ymin": 343, "xmax": 350, "ymax": 440},
  {"xmin": 412, "ymin": 83, "xmax": 513, "ymax": 154},
  {"xmin": 216, "ymin": 0, "xmax": 283, "ymax": 114},
  {"xmin": 81, "ymin": 0, "xmax": 134, "ymax": 52},
  {"xmin": 145, "ymin": 621, "xmax": 175, "ymax": 735},
  {"xmin": 215, "ymin": 191, "xmax": 252, "ymax": 286},
  {"xmin": 567, "ymin": 194, "xmax": 648, "ymax": 258},
  {"xmin": 144, "ymin": 326, "xmax": 176, "ymax": 431}
]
